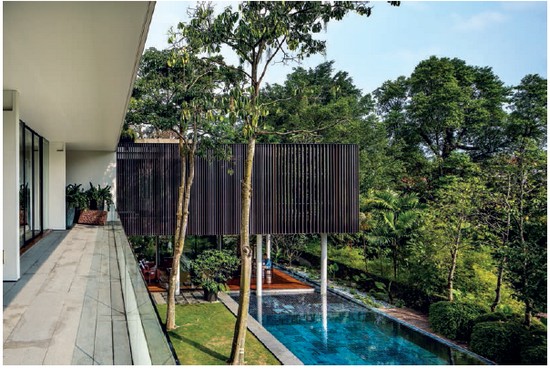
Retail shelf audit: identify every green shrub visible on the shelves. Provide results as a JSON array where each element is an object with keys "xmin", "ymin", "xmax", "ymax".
[
  {"xmin": 470, "ymin": 321, "xmax": 523, "ymax": 364},
  {"xmin": 429, "ymin": 301, "xmax": 488, "ymax": 341},
  {"xmin": 521, "ymin": 344, "xmax": 547, "ymax": 365},
  {"xmin": 472, "ymin": 312, "xmax": 511, "ymax": 325},
  {"xmin": 190, "ymin": 249, "xmax": 240, "ymax": 293},
  {"xmin": 470, "ymin": 321, "xmax": 547, "ymax": 364}
]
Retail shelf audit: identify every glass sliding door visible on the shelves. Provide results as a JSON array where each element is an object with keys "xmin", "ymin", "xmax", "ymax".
[{"xmin": 19, "ymin": 121, "xmax": 46, "ymax": 248}]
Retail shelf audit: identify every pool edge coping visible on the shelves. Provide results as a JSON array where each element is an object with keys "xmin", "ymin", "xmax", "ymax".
[{"xmin": 218, "ymin": 292, "xmax": 304, "ymax": 366}]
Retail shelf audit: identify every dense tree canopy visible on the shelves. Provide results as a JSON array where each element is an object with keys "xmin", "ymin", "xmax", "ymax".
[{"xmin": 375, "ymin": 56, "xmax": 509, "ymax": 164}]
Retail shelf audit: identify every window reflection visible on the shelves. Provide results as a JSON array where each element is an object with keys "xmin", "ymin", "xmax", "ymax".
[{"xmin": 19, "ymin": 122, "xmax": 46, "ymax": 247}]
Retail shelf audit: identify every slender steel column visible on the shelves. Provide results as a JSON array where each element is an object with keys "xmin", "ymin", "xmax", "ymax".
[
  {"xmin": 256, "ymin": 234, "xmax": 263, "ymax": 296},
  {"xmin": 321, "ymin": 233, "xmax": 328, "ymax": 295}
]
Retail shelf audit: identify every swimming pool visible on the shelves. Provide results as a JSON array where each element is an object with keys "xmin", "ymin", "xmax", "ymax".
[{"xmin": 234, "ymin": 292, "xmax": 487, "ymax": 365}]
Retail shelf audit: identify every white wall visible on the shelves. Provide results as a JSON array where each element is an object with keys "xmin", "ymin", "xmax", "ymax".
[
  {"xmin": 48, "ymin": 142, "xmax": 66, "ymax": 230},
  {"xmin": 66, "ymin": 150, "xmax": 116, "ymax": 221},
  {"xmin": 3, "ymin": 90, "xmax": 20, "ymax": 281}
]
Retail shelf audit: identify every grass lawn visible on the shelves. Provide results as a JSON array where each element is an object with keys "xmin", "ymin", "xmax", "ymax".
[{"xmin": 156, "ymin": 302, "xmax": 280, "ymax": 365}]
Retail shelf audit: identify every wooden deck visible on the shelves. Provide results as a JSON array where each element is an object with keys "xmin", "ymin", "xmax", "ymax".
[
  {"xmin": 227, "ymin": 268, "xmax": 312, "ymax": 291},
  {"xmin": 146, "ymin": 268, "xmax": 312, "ymax": 293}
]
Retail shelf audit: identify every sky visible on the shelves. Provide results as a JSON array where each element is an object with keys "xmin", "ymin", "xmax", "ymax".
[{"xmin": 144, "ymin": 1, "xmax": 547, "ymax": 95}]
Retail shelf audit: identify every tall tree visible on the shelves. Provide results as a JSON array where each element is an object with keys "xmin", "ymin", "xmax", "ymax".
[
  {"xmin": 124, "ymin": 47, "xmax": 236, "ymax": 330},
  {"xmin": 375, "ymin": 56, "xmax": 509, "ymax": 166},
  {"xmin": 501, "ymin": 74, "xmax": 547, "ymax": 326},
  {"xmin": 260, "ymin": 61, "xmax": 369, "ymax": 142},
  {"xmin": 506, "ymin": 74, "xmax": 547, "ymax": 149},
  {"xmin": 424, "ymin": 175, "xmax": 485, "ymax": 301},
  {"xmin": 503, "ymin": 145, "xmax": 546, "ymax": 326},
  {"xmin": 125, "ymin": 48, "xmax": 184, "ymax": 138},
  {"xmin": 481, "ymin": 157, "xmax": 515, "ymax": 312},
  {"xmin": 172, "ymin": 2, "xmax": 399, "ymax": 364}
]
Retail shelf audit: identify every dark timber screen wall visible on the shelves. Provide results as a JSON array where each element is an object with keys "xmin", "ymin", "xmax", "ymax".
[{"xmin": 117, "ymin": 143, "xmax": 359, "ymax": 236}]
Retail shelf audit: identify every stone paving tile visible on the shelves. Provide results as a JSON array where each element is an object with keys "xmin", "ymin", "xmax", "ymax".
[
  {"xmin": 3, "ymin": 225, "xmax": 133, "ymax": 365},
  {"xmin": 112, "ymin": 319, "xmax": 132, "ymax": 365},
  {"xmin": 71, "ymin": 345, "xmax": 95, "ymax": 365},
  {"xmin": 71, "ymin": 225, "xmax": 132, "ymax": 365}
]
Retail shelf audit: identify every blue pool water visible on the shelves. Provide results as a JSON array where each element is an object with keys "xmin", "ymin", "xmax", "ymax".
[{"xmin": 233, "ymin": 292, "xmax": 486, "ymax": 365}]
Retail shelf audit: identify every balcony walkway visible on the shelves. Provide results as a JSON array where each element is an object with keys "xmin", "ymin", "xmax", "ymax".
[{"xmin": 3, "ymin": 224, "xmax": 131, "ymax": 364}]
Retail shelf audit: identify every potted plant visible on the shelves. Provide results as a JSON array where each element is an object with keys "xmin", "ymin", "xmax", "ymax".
[
  {"xmin": 76, "ymin": 182, "xmax": 111, "ymax": 226},
  {"xmin": 66, "ymin": 183, "xmax": 85, "ymax": 228},
  {"xmin": 190, "ymin": 249, "xmax": 240, "ymax": 301},
  {"xmin": 86, "ymin": 182, "xmax": 113, "ymax": 211}
]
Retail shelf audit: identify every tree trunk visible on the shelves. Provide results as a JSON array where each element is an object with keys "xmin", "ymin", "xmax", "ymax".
[
  {"xmin": 447, "ymin": 220, "xmax": 463, "ymax": 302},
  {"xmin": 524, "ymin": 300, "xmax": 532, "ymax": 327},
  {"xmin": 492, "ymin": 177, "xmax": 512, "ymax": 312},
  {"xmin": 166, "ymin": 141, "xmax": 196, "ymax": 330},
  {"xmin": 518, "ymin": 156, "xmax": 531, "ymax": 327},
  {"xmin": 447, "ymin": 248, "xmax": 458, "ymax": 302},
  {"xmin": 229, "ymin": 137, "xmax": 256, "ymax": 365},
  {"xmin": 491, "ymin": 255, "xmax": 506, "ymax": 312}
]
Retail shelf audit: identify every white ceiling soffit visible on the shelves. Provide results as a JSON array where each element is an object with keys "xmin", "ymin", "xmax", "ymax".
[{"xmin": 3, "ymin": 1, "xmax": 155, "ymax": 151}]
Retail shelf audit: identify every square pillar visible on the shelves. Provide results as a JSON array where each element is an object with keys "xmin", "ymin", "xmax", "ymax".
[{"xmin": 3, "ymin": 90, "xmax": 20, "ymax": 281}]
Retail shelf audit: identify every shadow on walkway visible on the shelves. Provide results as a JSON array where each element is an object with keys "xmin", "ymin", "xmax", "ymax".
[{"xmin": 3, "ymin": 230, "xmax": 69, "ymax": 308}]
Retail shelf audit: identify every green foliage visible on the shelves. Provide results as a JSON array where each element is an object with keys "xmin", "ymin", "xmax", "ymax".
[
  {"xmin": 506, "ymin": 74, "xmax": 547, "ymax": 148},
  {"xmin": 129, "ymin": 236, "xmax": 157, "ymax": 262},
  {"xmin": 363, "ymin": 190, "xmax": 422, "ymax": 279},
  {"xmin": 190, "ymin": 249, "xmax": 240, "ymax": 293},
  {"xmin": 271, "ymin": 234, "xmax": 309, "ymax": 266},
  {"xmin": 375, "ymin": 56, "xmax": 509, "ymax": 164},
  {"xmin": 65, "ymin": 183, "xmax": 87, "ymax": 209},
  {"xmin": 85, "ymin": 182, "xmax": 113, "ymax": 211},
  {"xmin": 369, "ymin": 280, "xmax": 393, "ymax": 304},
  {"xmin": 428, "ymin": 301, "xmax": 488, "ymax": 341},
  {"xmin": 472, "ymin": 311, "xmax": 515, "ymax": 325},
  {"xmin": 66, "ymin": 183, "xmax": 112, "ymax": 211},
  {"xmin": 470, "ymin": 321, "xmax": 523, "ymax": 364},
  {"xmin": 470, "ymin": 320, "xmax": 547, "ymax": 364},
  {"xmin": 521, "ymin": 345, "xmax": 547, "ymax": 365},
  {"xmin": 327, "ymin": 262, "xmax": 339, "ymax": 279}
]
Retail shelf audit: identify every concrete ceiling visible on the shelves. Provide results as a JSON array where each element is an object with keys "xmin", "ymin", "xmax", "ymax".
[{"xmin": 3, "ymin": 1, "xmax": 155, "ymax": 151}]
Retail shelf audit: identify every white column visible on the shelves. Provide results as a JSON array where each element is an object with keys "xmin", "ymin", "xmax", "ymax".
[
  {"xmin": 3, "ymin": 90, "xmax": 20, "ymax": 281},
  {"xmin": 321, "ymin": 233, "xmax": 328, "ymax": 295},
  {"xmin": 256, "ymin": 234, "xmax": 263, "ymax": 296},
  {"xmin": 266, "ymin": 234, "xmax": 271, "ymax": 260},
  {"xmin": 322, "ymin": 293, "xmax": 328, "ymax": 348},
  {"xmin": 256, "ymin": 293, "xmax": 263, "ymax": 325}
]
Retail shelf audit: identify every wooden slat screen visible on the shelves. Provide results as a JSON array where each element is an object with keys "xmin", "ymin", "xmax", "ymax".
[{"xmin": 117, "ymin": 143, "xmax": 359, "ymax": 236}]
